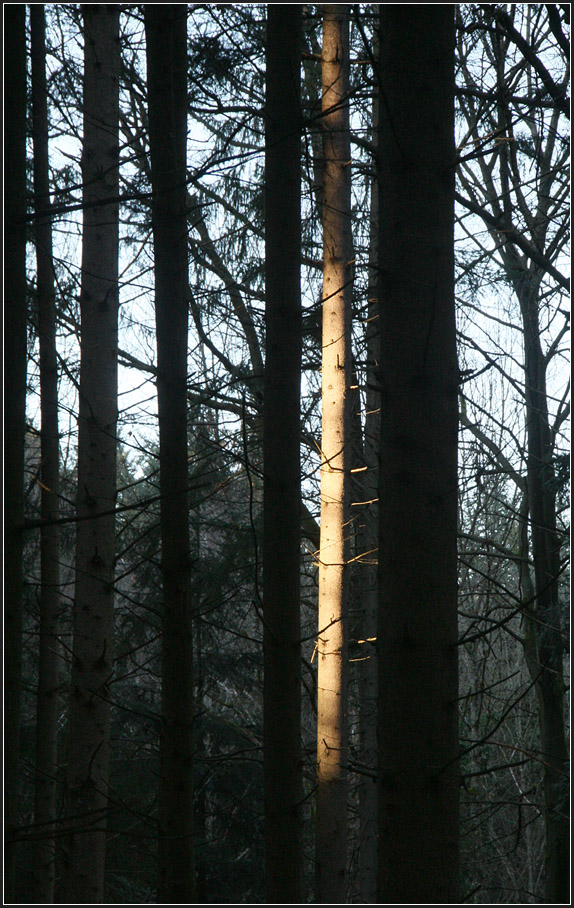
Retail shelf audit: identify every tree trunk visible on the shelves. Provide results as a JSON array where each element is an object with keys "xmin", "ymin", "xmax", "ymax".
[
  {"xmin": 315, "ymin": 6, "xmax": 353, "ymax": 902},
  {"xmin": 516, "ymin": 276, "xmax": 569, "ymax": 903},
  {"xmin": 263, "ymin": 5, "xmax": 304, "ymax": 902},
  {"xmin": 377, "ymin": 6, "xmax": 460, "ymax": 903},
  {"xmin": 4, "ymin": 6, "xmax": 28, "ymax": 901},
  {"xmin": 144, "ymin": 7, "xmax": 196, "ymax": 902},
  {"xmin": 62, "ymin": 7, "xmax": 120, "ymax": 902},
  {"xmin": 31, "ymin": 6, "xmax": 61, "ymax": 901}
]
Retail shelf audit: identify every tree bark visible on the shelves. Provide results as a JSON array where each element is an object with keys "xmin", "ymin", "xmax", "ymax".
[
  {"xmin": 144, "ymin": 7, "xmax": 197, "ymax": 902},
  {"xmin": 377, "ymin": 6, "xmax": 460, "ymax": 903},
  {"xmin": 4, "ymin": 6, "xmax": 28, "ymax": 902},
  {"xmin": 263, "ymin": 5, "xmax": 304, "ymax": 902},
  {"xmin": 515, "ymin": 274, "xmax": 569, "ymax": 904},
  {"xmin": 315, "ymin": 6, "xmax": 353, "ymax": 902},
  {"xmin": 31, "ymin": 7, "xmax": 62, "ymax": 901},
  {"xmin": 62, "ymin": 7, "xmax": 120, "ymax": 902}
]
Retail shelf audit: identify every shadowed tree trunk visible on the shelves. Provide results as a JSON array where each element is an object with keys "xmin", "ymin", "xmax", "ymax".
[
  {"xmin": 4, "ymin": 6, "xmax": 28, "ymax": 901},
  {"xmin": 377, "ymin": 6, "xmax": 460, "ymax": 903},
  {"xmin": 62, "ymin": 7, "xmax": 120, "ymax": 902},
  {"xmin": 145, "ymin": 6, "xmax": 196, "ymax": 902},
  {"xmin": 30, "ymin": 6, "xmax": 61, "ymax": 901},
  {"xmin": 263, "ymin": 5, "xmax": 304, "ymax": 902},
  {"xmin": 315, "ymin": 5, "xmax": 353, "ymax": 902},
  {"xmin": 516, "ymin": 270, "xmax": 569, "ymax": 903}
]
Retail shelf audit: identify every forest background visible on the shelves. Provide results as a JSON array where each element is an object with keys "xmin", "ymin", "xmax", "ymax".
[{"xmin": 3, "ymin": 3, "xmax": 570, "ymax": 905}]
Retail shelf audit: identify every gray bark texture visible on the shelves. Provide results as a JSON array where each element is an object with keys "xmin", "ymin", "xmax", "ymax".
[{"xmin": 62, "ymin": 7, "xmax": 120, "ymax": 902}]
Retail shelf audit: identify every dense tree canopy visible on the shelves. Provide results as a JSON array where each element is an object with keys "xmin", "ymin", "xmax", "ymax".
[{"xmin": 4, "ymin": 4, "xmax": 569, "ymax": 904}]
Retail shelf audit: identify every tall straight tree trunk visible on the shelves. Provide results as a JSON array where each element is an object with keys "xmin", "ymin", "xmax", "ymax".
[
  {"xmin": 263, "ymin": 5, "xmax": 304, "ymax": 903},
  {"xmin": 144, "ymin": 7, "xmax": 196, "ymax": 902},
  {"xmin": 315, "ymin": 6, "xmax": 353, "ymax": 902},
  {"xmin": 4, "ymin": 6, "xmax": 27, "ymax": 902},
  {"xmin": 62, "ymin": 7, "xmax": 120, "ymax": 903},
  {"xmin": 31, "ymin": 6, "xmax": 61, "ymax": 902},
  {"xmin": 377, "ymin": 7, "xmax": 459, "ymax": 903}
]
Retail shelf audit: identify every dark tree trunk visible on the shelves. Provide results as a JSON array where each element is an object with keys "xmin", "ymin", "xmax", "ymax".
[
  {"xmin": 144, "ymin": 7, "xmax": 196, "ymax": 902},
  {"xmin": 263, "ymin": 5, "xmax": 304, "ymax": 902},
  {"xmin": 4, "ymin": 6, "xmax": 28, "ymax": 901},
  {"xmin": 516, "ymin": 275, "xmax": 569, "ymax": 903},
  {"xmin": 62, "ymin": 7, "xmax": 120, "ymax": 902},
  {"xmin": 31, "ymin": 6, "xmax": 62, "ymax": 901},
  {"xmin": 377, "ymin": 6, "xmax": 460, "ymax": 903}
]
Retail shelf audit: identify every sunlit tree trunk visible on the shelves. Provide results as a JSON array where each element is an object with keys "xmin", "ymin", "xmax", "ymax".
[
  {"xmin": 377, "ymin": 6, "xmax": 459, "ymax": 902},
  {"xmin": 62, "ymin": 7, "xmax": 120, "ymax": 902},
  {"xmin": 31, "ymin": 7, "xmax": 61, "ymax": 901},
  {"xmin": 263, "ymin": 5, "xmax": 304, "ymax": 902},
  {"xmin": 315, "ymin": 5, "xmax": 353, "ymax": 902},
  {"xmin": 145, "ymin": 7, "xmax": 196, "ymax": 902},
  {"xmin": 4, "ymin": 6, "xmax": 27, "ymax": 901}
]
